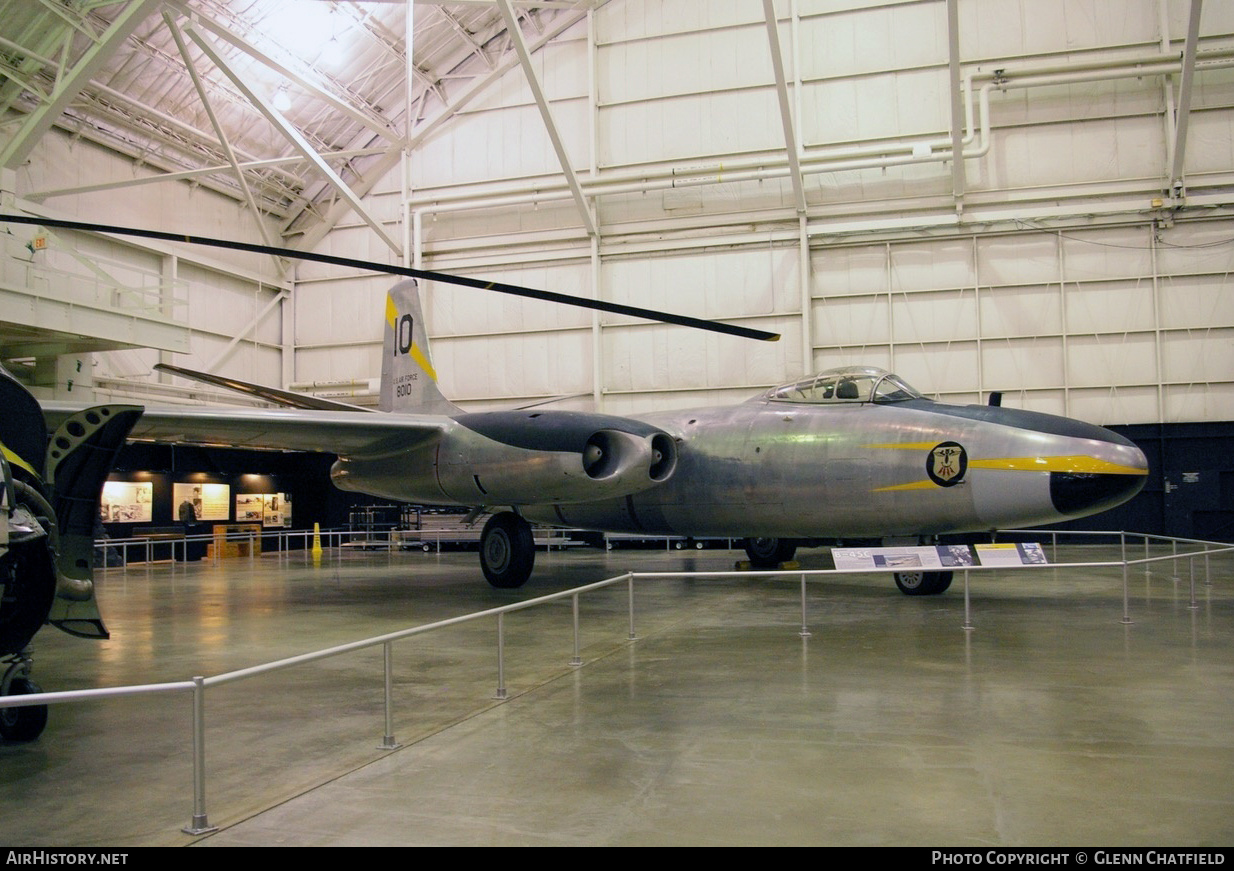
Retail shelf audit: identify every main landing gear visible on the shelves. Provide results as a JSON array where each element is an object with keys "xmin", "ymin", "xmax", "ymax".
[
  {"xmin": 742, "ymin": 537, "xmax": 798, "ymax": 568},
  {"xmin": 479, "ymin": 512, "xmax": 535, "ymax": 589}
]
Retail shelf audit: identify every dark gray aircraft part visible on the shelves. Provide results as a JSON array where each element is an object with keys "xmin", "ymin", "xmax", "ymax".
[
  {"xmin": 45, "ymin": 280, "xmax": 1148, "ymax": 592},
  {"xmin": 1, "ymin": 364, "xmax": 139, "ymax": 741}
]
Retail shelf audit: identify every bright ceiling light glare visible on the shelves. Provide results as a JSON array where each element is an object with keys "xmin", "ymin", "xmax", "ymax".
[
  {"xmin": 273, "ymin": 1, "xmax": 347, "ymax": 69},
  {"xmin": 272, "ymin": 85, "xmax": 291, "ymax": 112},
  {"xmin": 320, "ymin": 35, "xmax": 344, "ymax": 67}
]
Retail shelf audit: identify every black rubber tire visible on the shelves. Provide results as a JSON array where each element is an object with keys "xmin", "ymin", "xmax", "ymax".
[
  {"xmin": 893, "ymin": 570, "xmax": 953, "ymax": 596},
  {"xmin": 0, "ymin": 677, "xmax": 49, "ymax": 742},
  {"xmin": 480, "ymin": 513, "xmax": 535, "ymax": 589},
  {"xmin": 743, "ymin": 537, "xmax": 797, "ymax": 568}
]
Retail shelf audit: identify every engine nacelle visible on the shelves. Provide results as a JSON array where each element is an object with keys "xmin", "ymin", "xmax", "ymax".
[
  {"xmin": 332, "ymin": 411, "xmax": 678, "ymax": 507},
  {"xmin": 437, "ymin": 421, "xmax": 677, "ymax": 505}
]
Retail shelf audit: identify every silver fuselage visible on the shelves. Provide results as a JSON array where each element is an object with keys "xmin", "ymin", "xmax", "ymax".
[{"xmin": 336, "ymin": 394, "xmax": 1148, "ymax": 540}]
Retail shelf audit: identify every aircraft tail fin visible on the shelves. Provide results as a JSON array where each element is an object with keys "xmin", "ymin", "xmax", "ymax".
[{"xmin": 380, "ymin": 279, "xmax": 460, "ymax": 416}]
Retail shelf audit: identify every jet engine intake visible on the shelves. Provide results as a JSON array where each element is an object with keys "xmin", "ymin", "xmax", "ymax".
[{"xmin": 583, "ymin": 429, "xmax": 678, "ymax": 484}]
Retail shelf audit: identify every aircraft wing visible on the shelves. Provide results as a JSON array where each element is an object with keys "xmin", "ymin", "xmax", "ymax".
[{"xmin": 41, "ymin": 402, "xmax": 446, "ymax": 457}]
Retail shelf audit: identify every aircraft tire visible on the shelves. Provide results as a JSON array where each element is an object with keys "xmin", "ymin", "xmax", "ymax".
[
  {"xmin": 743, "ymin": 537, "xmax": 797, "ymax": 568},
  {"xmin": 0, "ymin": 677, "xmax": 48, "ymax": 742},
  {"xmin": 480, "ymin": 513, "xmax": 535, "ymax": 589},
  {"xmin": 893, "ymin": 570, "xmax": 952, "ymax": 596}
]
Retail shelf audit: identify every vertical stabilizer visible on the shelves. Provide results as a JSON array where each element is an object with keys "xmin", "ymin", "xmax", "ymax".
[{"xmin": 379, "ymin": 280, "xmax": 460, "ymax": 415}]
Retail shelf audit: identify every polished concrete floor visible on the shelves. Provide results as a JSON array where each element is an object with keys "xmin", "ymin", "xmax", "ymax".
[{"xmin": 1, "ymin": 541, "xmax": 1231, "ymax": 846}]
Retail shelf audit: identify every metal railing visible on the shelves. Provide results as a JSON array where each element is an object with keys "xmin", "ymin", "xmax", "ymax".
[
  {"xmin": 3, "ymin": 530, "xmax": 1229, "ymax": 836},
  {"xmin": 93, "ymin": 525, "xmax": 589, "ymax": 567}
]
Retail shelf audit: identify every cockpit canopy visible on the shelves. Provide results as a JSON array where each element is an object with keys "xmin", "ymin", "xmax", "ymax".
[{"xmin": 764, "ymin": 366, "xmax": 923, "ymax": 404}]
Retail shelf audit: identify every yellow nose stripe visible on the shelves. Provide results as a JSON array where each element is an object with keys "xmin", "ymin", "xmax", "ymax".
[{"xmin": 968, "ymin": 456, "xmax": 1147, "ymax": 475}]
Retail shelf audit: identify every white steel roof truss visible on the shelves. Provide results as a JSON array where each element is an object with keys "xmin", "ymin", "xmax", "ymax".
[
  {"xmin": 496, "ymin": 0, "xmax": 597, "ymax": 238},
  {"xmin": 183, "ymin": 20, "xmax": 401, "ymax": 255},
  {"xmin": 0, "ymin": 0, "xmax": 162, "ymax": 169},
  {"xmin": 762, "ymin": 0, "xmax": 806, "ymax": 216}
]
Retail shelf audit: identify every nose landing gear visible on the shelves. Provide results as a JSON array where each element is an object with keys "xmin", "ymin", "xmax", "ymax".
[{"xmin": 1, "ymin": 656, "xmax": 48, "ymax": 742}]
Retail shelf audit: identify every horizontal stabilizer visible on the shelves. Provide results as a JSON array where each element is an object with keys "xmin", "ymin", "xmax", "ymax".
[{"xmin": 155, "ymin": 363, "xmax": 372, "ymax": 413}]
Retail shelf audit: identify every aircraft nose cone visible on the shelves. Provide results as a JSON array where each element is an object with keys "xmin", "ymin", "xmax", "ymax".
[
  {"xmin": 1049, "ymin": 470, "xmax": 1145, "ymax": 515},
  {"xmin": 1048, "ymin": 440, "xmax": 1148, "ymax": 517}
]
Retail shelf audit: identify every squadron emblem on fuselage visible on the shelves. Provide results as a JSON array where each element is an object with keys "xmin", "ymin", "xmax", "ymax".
[{"xmin": 927, "ymin": 441, "xmax": 967, "ymax": 487}]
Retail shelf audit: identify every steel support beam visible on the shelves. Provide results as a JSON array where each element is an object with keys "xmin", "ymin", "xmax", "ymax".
[
  {"xmin": 947, "ymin": 0, "xmax": 966, "ymax": 212},
  {"xmin": 203, "ymin": 288, "xmax": 288, "ymax": 373},
  {"xmin": 762, "ymin": 0, "xmax": 807, "ymax": 215},
  {"xmin": 1169, "ymin": 0, "xmax": 1203, "ymax": 197},
  {"xmin": 165, "ymin": 12, "xmax": 283, "ymax": 266},
  {"xmin": 496, "ymin": 0, "xmax": 597, "ymax": 237},
  {"xmin": 26, "ymin": 148, "xmax": 387, "ymax": 201},
  {"xmin": 0, "ymin": 0, "xmax": 162, "ymax": 170},
  {"xmin": 184, "ymin": 21, "xmax": 402, "ymax": 255}
]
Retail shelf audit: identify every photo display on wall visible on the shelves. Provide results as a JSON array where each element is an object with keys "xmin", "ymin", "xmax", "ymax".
[
  {"xmin": 173, "ymin": 482, "xmax": 230, "ymax": 522},
  {"xmin": 235, "ymin": 493, "xmax": 292, "ymax": 527},
  {"xmin": 100, "ymin": 481, "xmax": 152, "ymax": 523}
]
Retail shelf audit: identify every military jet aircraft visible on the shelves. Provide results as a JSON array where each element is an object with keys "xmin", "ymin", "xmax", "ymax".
[{"xmin": 44, "ymin": 278, "xmax": 1148, "ymax": 595}]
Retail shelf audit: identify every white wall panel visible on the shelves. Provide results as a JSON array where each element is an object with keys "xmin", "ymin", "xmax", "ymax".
[
  {"xmin": 980, "ymin": 285, "xmax": 1063, "ymax": 338},
  {"xmin": 426, "ymin": 264, "xmax": 593, "ymax": 337},
  {"xmin": 600, "ymin": 90, "xmax": 783, "ymax": 166},
  {"xmin": 1165, "ymin": 382, "xmax": 1234, "ymax": 423},
  {"xmin": 434, "ymin": 330, "xmax": 592, "ymax": 402},
  {"xmin": 892, "ymin": 342, "xmax": 981, "ymax": 395},
  {"xmin": 1061, "ymin": 228, "xmax": 1154, "ymax": 281},
  {"xmin": 981, "ymin": 337, "xmax": 1066, "ymax": 390},
  {"xmin": 805, "ymin": 221, "xmax": 1234, "ymax": 425},
  {"xmin": 814, "ymin": 345, "xmax": 893, "ymax": 374},
  {"xmin": 961, "ymin": 0, "xmax": 1158, "ymax": 58},
  {"xmin": 983, "ymin": 118, "xmax": 1164, "ymax": 191},
  {"xmin": 802, "ymin": 2, "xmax": 946, "ymax": 79},
  {"xmin": 1158, "ymin": 274, "xmax": 1234, "ymax": 330},
  {"xmin": 604, "ymin": 316, "xmax": 800, "ymax": 396},
  {"xmin": 814, "ymin": 294, "xmax": 891, "ymax": 346},
  {"xmin": 1069, "ymin": 386, "xmax": 1160, "ymax": 426},
  {"xmin": 294, "ymin": 277, "xmax": 388, "ymax": 348},
  {"xmin": 598, "ymin": 26, "xmax": 770, "ymax": 105},
  {"xmin": 597, "ymin": 0, "xmax": 756, "ymax": 43},
  {"xmin": 802, "ymin": 69, "xmax": 951, "ymax": 145},
  {"xmin": 1066, "ymin": 333, "xmax": 1159, "ymax": 387},
  {"xmin": 890, "ymin": 239, "xmax": 975, "ymax": 292},
  {"xmin": 813, "ymin": 245, "xmax": 888, "ymax": 296},
  {"xmin": 294, "ymin": 344, "xmax": 381, "ymax": 386},
  {"xmin": 976, "ymin": 234, "xmax": 1058, "ymax": 286},
  {"xmin": 892, "ymin": 289, "xmax": 978, "ymax": 345},
  {"xmin": 1160, "ymin": 328, "xmax": 1234, "ymax": 384},
  {"xmin": 1064, "ymin": 279, "xmax": 1155, "ymax": 334},
  {"xmin": 413, "ymin": 100, "xmax": 590, "ymax": 188},
  {"xmin": 606, "ymin": 247, "xmax": 799, "ymax": 323}
]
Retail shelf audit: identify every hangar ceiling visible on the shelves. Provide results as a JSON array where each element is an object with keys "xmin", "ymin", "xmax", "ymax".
[
  {"xmin": 1, "ymin": 1, "xmax": 1232, "ymax": 425},
  {"xmin": 0, "ymin": 0, "xmax": 591, "ymax": 249}
]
